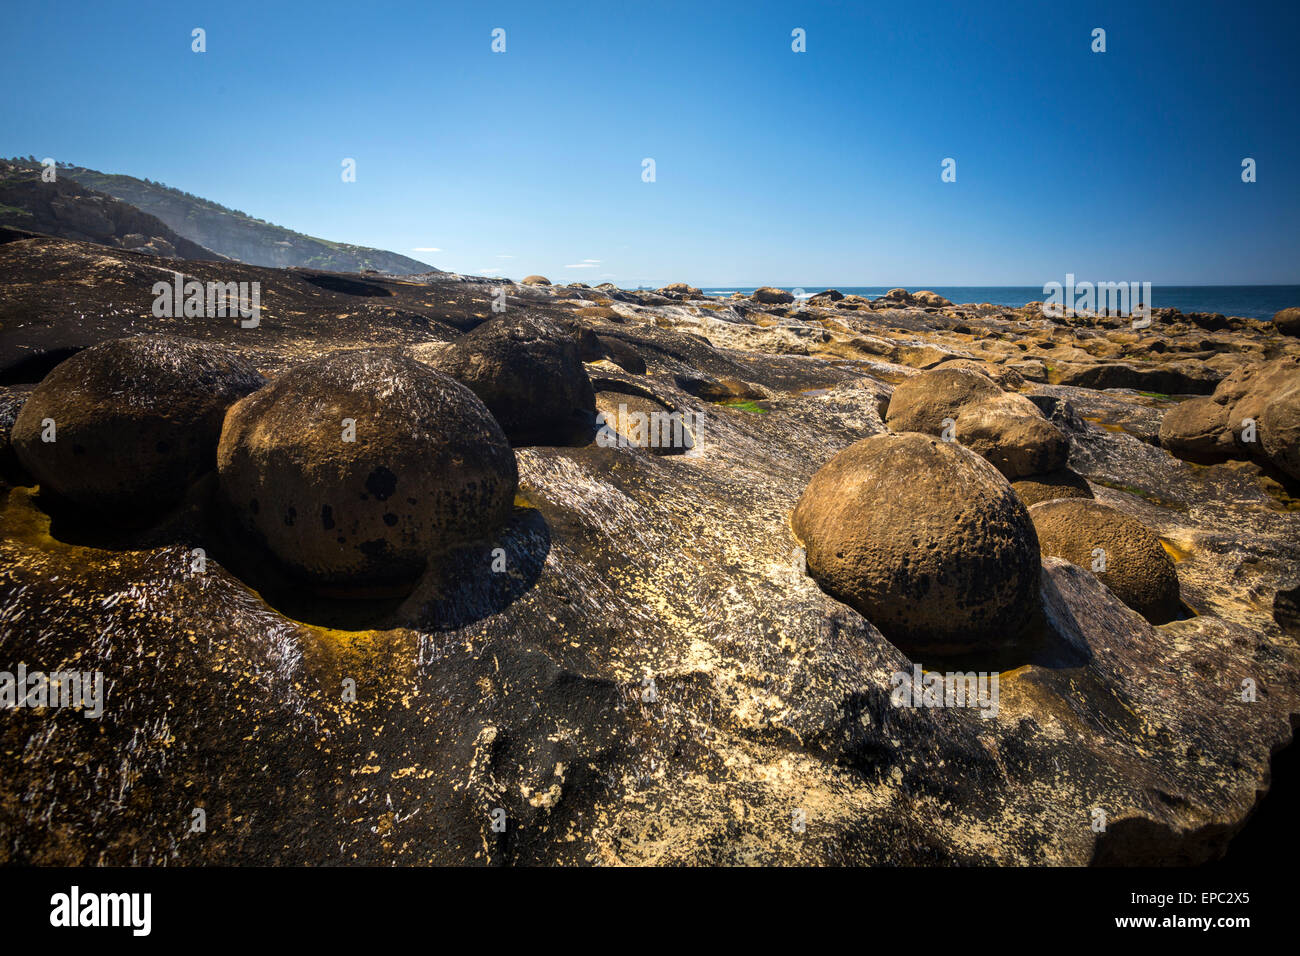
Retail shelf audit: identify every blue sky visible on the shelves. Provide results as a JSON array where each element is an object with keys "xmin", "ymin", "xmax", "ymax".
[{"xmin": 2, "ymin": 0, "xmax": 1298, "ymax": 286}]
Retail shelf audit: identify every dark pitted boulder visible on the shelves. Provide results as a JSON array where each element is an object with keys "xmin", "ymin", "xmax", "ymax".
[
  {"xmin": 217, "ymin": 350, "xmax": 517, "ymax": 587},
  {"xmin": 1011, "ymin": 468, "xmax": 1095, "ymax": 507},
  {"xmin": 431, "ymin": 314, "xmax": 597, "ymax": 445},
  {"xmin": 12, "ymin": 335, "xmax": 265, "ymax": 524},
  {"xmin": 1273, "ymin": 307, "xmax": 1300, "ymax": 336},
  {"xmin": 885, "ymin": 366, "xmax": 1067, "ymax": 478},
  {"xmin": 792, "ymin": 432, "xmax": 1041, "ymax": 653},
  {"xmin": 521, "ymin": 275, "xmax": 551, "ymax": 286},
  {"xmin": 752, "ymin": 286, "xmax": 794, "ymax": 305},
  {"xmin": 1028, "ymin": 499, "xmax": 1180, "ymax": 624}
]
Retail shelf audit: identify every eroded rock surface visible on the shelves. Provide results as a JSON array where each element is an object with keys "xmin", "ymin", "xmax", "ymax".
[{"xmin": 1, "ymin": 239, "xmax": 1298, "ymax": 866}]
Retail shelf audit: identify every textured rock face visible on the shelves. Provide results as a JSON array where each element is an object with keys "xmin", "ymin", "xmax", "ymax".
[
  {"xmin": 886, "ymin": 366, "xmax": 1067, "ymax": 478},
  {"xmin": 792, "ymin": 432, "xmax": 1042, "ymax": 653},
  {"xmin": 217, "ymin": 350, "xmax": 517, "ymax": 585},
  {"xmin": 12, "ymin": 334, "xmax": 264, "ymax": 523},
  {"xmin": 431, "ymin": 314, "xmax": 597, "ymax": 445},
  {"xmin": 521, "ymin": 275, "xmax": 551, "ymax": 285},
  {"xmin": 1029, "ymin": 498, "xmax": 1181, "ymax": 624}
]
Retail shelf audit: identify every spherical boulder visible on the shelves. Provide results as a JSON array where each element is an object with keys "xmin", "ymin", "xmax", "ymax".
[
  {"xmin": 886, "ymin": 366, "xmax": 1001, "ymax": 428},
  {"xmin": 217, "ymin": 350, "xmax": 517, "ymax": 586},
  {"xmin": 1273, "ymin": 307, "xmax": 1300, "ymax": 336},
  {"xmin": 792, "ymin": 432, "xmax": 1042, "ymax": 653},
  {"xmin": 521, "ymin": 275, "xmax": 551, "ymax": 286},
  {"xmin": 430, "ymin": 315, "xmax": 596, "ymax": 445},
  {"xmin": 12, "ymin": 335, "xmax": 265, "ymax": 523},
  {"xmin": 1028, "ymin": 499, "xmax": 1180, "ymax": 624}
]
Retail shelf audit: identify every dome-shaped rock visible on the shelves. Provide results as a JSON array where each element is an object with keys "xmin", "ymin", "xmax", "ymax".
[
  {"xmin": 12, "ymin": 334, "xmax": 265, "ymax": 524},
  {"xmin": 792, "ymin": 432, "xmax": 1042, "ymax": 653},
  {"xmin": 217, "ymin": 350, "xmax": 517, "ymax": 586},
  {"xmin": 886, "ymin": 367, "xmax": 1067, "ymax": 478},
  {"xmin": 430, "ymin": 315, "xmax": 596, "ymax": 445},
  {"xmin": 1028, "ymin": 498, "xmax": 1180, "ymax": 623}
]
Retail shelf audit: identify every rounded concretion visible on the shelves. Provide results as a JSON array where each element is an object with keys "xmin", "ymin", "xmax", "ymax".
[
  {"xmin": 11, "ymin": 334, "xmax": 265, "ymax": 523},
  {"xmin": 886, "ymin": 366, "xmax": 1067, "ymax": 479},
  {"xmin": 792, "ymin": 431, "xmax": 1042, "ymax": 653},
  {"xmin": 1028, "ymin": 498, "xmax": 1180, "ymax": 624},
  {"xmin": 431, "ymin": 314, "xmax": 596, "ymax": 445},
  {"xmin": 217, "ymin": 350, "xmax": 518, "ymax": 586}
]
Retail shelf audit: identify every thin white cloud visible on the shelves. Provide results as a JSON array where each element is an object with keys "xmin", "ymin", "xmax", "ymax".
[
  {"xmin": 412, "ymin": 247, "xmax": 442, "ymax": 253},
  {"xmin": 496, "ymin": 254, "xmax": 514, "ymax": 259},
  {"xmin": 564, "ymin": 260, "xmax": 600, "ymax": 268}
]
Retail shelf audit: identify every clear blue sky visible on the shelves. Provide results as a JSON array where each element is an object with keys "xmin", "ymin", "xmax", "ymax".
[{"xmin": 2, "ymin": 0, "xmax": 1297, "ymax": 286}]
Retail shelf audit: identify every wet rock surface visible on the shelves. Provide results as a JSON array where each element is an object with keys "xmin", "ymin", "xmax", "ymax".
[{"xmin": 1, "ymin": 238, "xmax": 1298, "ymax": 866}]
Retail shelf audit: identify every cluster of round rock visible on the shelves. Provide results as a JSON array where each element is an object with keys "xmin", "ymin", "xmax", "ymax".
[
  {"xmin": 8, "ymin": 316, "xmax": 597, "ymax": 588},
  {"xmin": 794, "ymin": 363, "xmax": 1181, "ymax": 654}
]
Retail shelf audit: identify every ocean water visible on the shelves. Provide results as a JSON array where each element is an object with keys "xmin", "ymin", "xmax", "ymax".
[{"xmin": 696, "ymin": 286, "xmax": 1300, "ymax": 321}]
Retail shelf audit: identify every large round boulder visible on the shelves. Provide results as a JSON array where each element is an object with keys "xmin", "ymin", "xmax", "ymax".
[
  {"xmin": 521, "ymin": 275, "xmax": 551, "ymax": 286},
  {"xmin": 1028, "ymin": 499, "xmax": 1180, "ymax": 624},
  {"xmin": 886, "ymin": 367, "xmax": 1068, "ymax": 478},
  {"xmin": 1273, "ymin": 307, "xmax": 1300, "ymax": 336},
  {"xmin": 12, "ymin": 335, "xmax": 265, "ymax": 523},
  {"xmin": 431, "ymin": 315, "xmax": 596, "ymax": 445},
  {"xmin": 792, "ymin": 432, "xmax": 1042, "ymax": 653},
  {"xmin": 217, "ymin": 350, "xmax": 517, "ymax": 586}
]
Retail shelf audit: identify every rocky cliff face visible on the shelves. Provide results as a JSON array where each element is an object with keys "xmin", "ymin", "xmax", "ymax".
[
  {"xmin": 0, "ymin": 162, "xmax": 224, "ymax": 261},
  {"xmin": 1, "ymin": 238, "xmax": 1298, "ymax": 865},
  {"xmin": 55, "ymin": 164, "xmax": 438, "ymax": 275}
]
